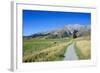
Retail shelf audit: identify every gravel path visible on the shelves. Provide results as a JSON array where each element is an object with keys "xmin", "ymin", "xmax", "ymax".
[{"xmin": 64, "ymin": 42, "xmax": 78, "ymax": 60}]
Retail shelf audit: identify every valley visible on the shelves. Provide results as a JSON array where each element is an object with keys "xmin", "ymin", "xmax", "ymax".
[{"xmin": 23, "ymin": 24, "xmax": 91, "ymax": 62}]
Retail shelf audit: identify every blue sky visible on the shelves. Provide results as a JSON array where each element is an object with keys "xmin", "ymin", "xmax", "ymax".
[{"xmin": 23, "ymin": 10, "xmax": 91, "ymax": 36}]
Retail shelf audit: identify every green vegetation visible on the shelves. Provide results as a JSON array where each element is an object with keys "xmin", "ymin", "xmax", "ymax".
[
  {"xmin": 23, "ymin": 36, "xmax": 91, "ymax": 62},
  {"xmin": 23, "ymin": 37, "xmax": 72, "ymax": 62}
]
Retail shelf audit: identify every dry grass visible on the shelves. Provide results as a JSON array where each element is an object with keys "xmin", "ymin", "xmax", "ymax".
[
  {"xmin": 75, "ymin": 36, "xmax": 91, "ymax": 59},
  {"xmin": 23, "ymin": 41, "xmax": 72, "ymax": 62}
]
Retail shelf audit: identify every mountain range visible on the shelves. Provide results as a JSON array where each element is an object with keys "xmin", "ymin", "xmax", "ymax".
[{"xmin": 24, "ymin": 24, "xmax": 91, "ymax": 39}]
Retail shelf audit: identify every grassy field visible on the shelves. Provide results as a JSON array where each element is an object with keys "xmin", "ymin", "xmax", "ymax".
[
  {"xmin": 75, "ymin": 36, "xmax": 91, "ymax": 60},
  {"xmin": 23, "ymin": 36, "xmax": 91, "ymax": 62},
  {"xmin": 23, "ymin": 37, "xmax": 72, "ymax": 62}
]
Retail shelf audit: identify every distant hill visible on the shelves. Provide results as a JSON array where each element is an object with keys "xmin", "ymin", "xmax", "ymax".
[{"xmin": 23, "ymin": 24, "xmax": 91, "ymax": 39}]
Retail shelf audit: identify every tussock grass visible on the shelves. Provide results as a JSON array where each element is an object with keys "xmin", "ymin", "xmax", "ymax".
[{"xmin": 75, "ymin": 36, "xmax": 91, "ymax": 59}]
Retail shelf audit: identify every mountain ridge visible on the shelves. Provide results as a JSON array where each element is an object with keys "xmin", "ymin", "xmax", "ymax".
[{"xmin": 24, "ymin": 24, "xmax": 91, "ymax": 39}]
